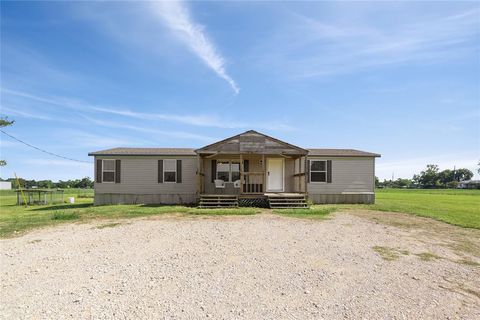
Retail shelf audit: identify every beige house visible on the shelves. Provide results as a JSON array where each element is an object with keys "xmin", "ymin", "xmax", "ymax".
[{"xmin": 89, "ymin": 130, "xmax": 380, "ymax": 208}]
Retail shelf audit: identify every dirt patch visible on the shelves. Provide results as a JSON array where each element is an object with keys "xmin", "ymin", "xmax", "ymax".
[{"xmin": 1, "ymin": 212, "xmax": 479, "ymax": 319}]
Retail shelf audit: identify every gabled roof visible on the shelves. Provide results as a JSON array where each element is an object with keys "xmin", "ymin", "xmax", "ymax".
[
  {"xmin": 195, "ymin": 130, "xmax": 308, "ymax": 155},
  {"xmin": 87, "ymin": 131, "xmax": 381, "ymax": 158},
  {"xmin": 308, "ymin": 149, "xmax": 381, "ymax": 157},
  {"xmin": 88, "ymin": 147, "xmax": 196, "ymax": 156}
]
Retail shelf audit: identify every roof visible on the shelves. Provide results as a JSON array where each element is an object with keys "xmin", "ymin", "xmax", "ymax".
[
  {"xmin": 88, "ymin": 147, "xmax": 196, "ymax": 156},
  {"xmin": 459, "ymin": 180, "xmax": 480, "ymax": 184},
  {"xmin": 307, "ymin": 149, "xmax": 381, "ymax": 157},
  {"xmin": 195, "ymin": 130, "xmax": 308, "ymax": 155}
]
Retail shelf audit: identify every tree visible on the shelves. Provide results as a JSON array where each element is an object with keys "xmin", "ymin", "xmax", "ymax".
[
  {"xmin": 0, "ymin": 117, "xmax": 14, "ymax": 166},
  {"xmin": 392, "ymin": 178, "xmax": 412, "ymax": 188},
  {"xmin": 478, "ymin": 161, "xmax": 480, "ymax": 175},
  {"xmin": 438, "ymin": 169, "xmax": 454, "ymax": 188},
  {"xmin": 416, "ymin": 164, "xmax": 440, "ymax": 188},
  {"xmin": 375, "ymin": 176, "xmax": 380, "ymax": 188},
  {"xmin": 454, "ymin": 168, "xmax": 473, "ymax": 182}
]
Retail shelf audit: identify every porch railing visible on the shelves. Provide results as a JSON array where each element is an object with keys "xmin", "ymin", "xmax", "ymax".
[{"xmin": 242, "ymin": 172, "xmax": 264, "ymax": 194}]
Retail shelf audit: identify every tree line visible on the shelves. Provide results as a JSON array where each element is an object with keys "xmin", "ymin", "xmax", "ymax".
[
  {"xmin": 0, "ymin": 177, "xmax": 94, "ymax": 189},
  {"xmin": 376, "ymin": 164, "xmax": 475, "ymax": 189}
]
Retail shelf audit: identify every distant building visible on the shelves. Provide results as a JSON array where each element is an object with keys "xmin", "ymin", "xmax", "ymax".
[
  {"xmin": 0, "ymin": 181, "xmax": 12, "ymax": 190},
  {"xmin": 458, "ymin": 180, "xmax": 480, "ymax": 189}
]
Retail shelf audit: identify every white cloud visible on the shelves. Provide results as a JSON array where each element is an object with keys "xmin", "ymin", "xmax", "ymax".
[
  {"xmin": 152, "ymin": 0, "xmax": 239, "ymax": 94},
  {"xmin": 81, "ymin": 116, "xmax": 217, "ymax": 143},
  {"xmin": 1, "ymin": 106, "xmax": 53, "ymax": 121},
  {"xmin": 256, "ymin": 6, "xmax": 479, "ymax": 78},
  {"xmin": 2, "ymin": 88, "xmax": 293, "ymax": 131},
  {"xmin": 23, "ymin": 159, "xmax": 93, "ymax": 169}
]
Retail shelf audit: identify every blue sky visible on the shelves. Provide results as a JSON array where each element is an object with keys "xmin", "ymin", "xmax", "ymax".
[{"xmin": 1, "ymin": 1, "xmax": 479, "ymax": 181}]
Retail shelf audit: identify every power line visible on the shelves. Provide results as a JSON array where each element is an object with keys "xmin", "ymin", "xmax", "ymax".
[{"xmin": 1, "ymin": 130, "xmax": 93, "ymax": 164}]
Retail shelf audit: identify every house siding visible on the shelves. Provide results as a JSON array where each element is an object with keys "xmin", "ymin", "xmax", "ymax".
[
  {"xmin": 93, "ymin": 155, "xmax": 197, "ymax": 205},
  {"xmin": 307, "ymin": 156, "xmax": 375, "ymax": 204}
]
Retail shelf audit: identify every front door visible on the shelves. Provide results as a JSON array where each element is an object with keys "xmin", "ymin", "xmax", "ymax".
[{"xmin": 266, "ymin": 158, "xmax": 284, "ymax": 192}]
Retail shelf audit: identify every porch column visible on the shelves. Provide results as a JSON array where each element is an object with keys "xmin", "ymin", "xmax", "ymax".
[
  {"xmin": 240, "ymin": 153, "xmax": 243, "ymax": 195},
  {"xmin": 262, "ymin": 154, "xmax": 266, "ymax": 193},
  {"xmin": 304, "ymin": 156, "xmax": 308, "ymax": 194}
]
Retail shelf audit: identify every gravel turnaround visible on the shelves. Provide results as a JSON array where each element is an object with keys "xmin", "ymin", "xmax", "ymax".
[{"xmin": 1, "ymin": 212, "xmax": 479, "ymax": 319}]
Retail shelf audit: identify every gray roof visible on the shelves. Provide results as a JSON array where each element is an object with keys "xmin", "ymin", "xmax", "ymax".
[
  {"xmin": 88, "ymin": 147, "xmax": 196, "ymax": 156},
  {"xmin": 307, "ymin": 149, "xmax": 381, "ymax": 157},
  {"xmin": 89, "ymin": 147, "xmax": 380, "ymax": 157}
]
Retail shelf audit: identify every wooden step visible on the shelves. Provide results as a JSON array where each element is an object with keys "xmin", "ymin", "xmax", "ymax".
[
  {"xmin": 198, "ymin": 194, "xmax": 239, "ymax": 208},
  {"xmin": 266, "ymin": 194, "xmax": 308, "ymax": 209}
]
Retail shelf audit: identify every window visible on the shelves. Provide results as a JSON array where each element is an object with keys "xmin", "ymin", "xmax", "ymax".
[
  {"xmin": 164, "ymin": 159, "xmax": 177, "ymax": 183},
  {"xmin": 102, "ymin": 159, "xmax": 115, "ymax": 183},
  {"xmin": 310, "ymin": 160, "xmax": 327, "ymax": 182},
  {"xmin": 231, "ymin": 162, "xmax": 240, "ymax": 182},
  {"xmin": 216, "ymin": 161, "xmax": 241, "ymax": 182}
]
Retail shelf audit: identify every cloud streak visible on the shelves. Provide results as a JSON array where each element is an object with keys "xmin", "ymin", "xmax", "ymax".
[
  {"xmin": 255, "ymin": 6, "xmax": 479, "ymax": 78},
  {"xmin": 81, "ymin": 116, "xmax": 217, "ymax": 143},
  {"xmin": 152, "ymin": 0, "xmax": 239, "ymax": 94},
  {"xmin": 2, "ymin": 88, "xmax": 292, "ymax": 131}
]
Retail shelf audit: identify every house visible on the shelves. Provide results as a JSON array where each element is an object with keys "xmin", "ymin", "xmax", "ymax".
[
  {"xmin": 0, "ymin": 181, "xmax": 12, "ymax": 190},
  {"xmin": 88, "ymin": 130, "xmax": 380, "ymax": 207},
  {"xmin": 458, "ymin": 180, "xmax": 480, "ymax": 189}
]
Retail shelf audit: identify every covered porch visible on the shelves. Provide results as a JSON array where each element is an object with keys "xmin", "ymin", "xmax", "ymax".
[
  {"xmin": 196, "ymin": 153, "xmax": 308, "ymax": 196},
  {"xmin": 194, "ymin": 130, "xmax": 309, "ymax": 205}
]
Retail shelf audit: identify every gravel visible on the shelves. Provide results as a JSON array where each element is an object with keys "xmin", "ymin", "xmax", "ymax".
[{"xmin": 1, "ymin": 212, "xmax": 479, "ymax": 319}]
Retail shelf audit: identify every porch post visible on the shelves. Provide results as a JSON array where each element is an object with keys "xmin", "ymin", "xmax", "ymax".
[
  {"xmin": 262, "ymin": 154, "xmax": 266, "ymax": 193},
  {"xmin": 240, "ymin": 153, "xmax": 243, "ymax": 195},
  {"xmin": 304, "ymin": 156, "xmax": 308, "ymax": 194},
  {"xmin": 196, "ymin": 154, "xmax": 201, "ymax": 195}
]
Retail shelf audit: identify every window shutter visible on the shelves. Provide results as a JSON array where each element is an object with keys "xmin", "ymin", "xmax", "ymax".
[
  {"xmin": 96, "ymin": 159, "xmax": 102, "ymax": 183},
  {"xmin": 306, "ymin": 159, "xmax": 310, "ymax": 183},
  {"xmin": 327, "ymin": 160, "xmax": 332, "ymax": 183},
  {"xmin": 244, "ymin": 159, "xmax": 249, "ymax": 172},
  {"xmin": 176, "ymin": 160, "xmax": 182, "ymax": 183},
  {"xmin": 158, "ymin": 160, "xmax": 163, "ymax": 183},
  {"xmin": 211, "ymin": 160, "xmax": 217, "ymax": 183},
  {"xmin": 114, "ymin": 160, "xmax": 121, "ymax": 183}
]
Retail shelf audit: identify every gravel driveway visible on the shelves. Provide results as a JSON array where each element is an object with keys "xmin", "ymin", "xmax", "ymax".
[{"xmin": 1, "ymin": 211, "xmax": 479, "ymax": 319}]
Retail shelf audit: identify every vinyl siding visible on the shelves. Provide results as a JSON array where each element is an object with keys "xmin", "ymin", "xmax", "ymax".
[
  {"xmin": 94, "ymin": 156, "xmax": 197, "ymax": 195},
  {"xmin": 307, "ymin": 157, "xmax": 375, "ymax": 194}
]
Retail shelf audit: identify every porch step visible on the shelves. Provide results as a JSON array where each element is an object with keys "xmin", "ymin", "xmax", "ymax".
[
  {"xmin": 198, "ymin": 195, "xmax": 239, "ymax": 208},
  {"xmin": 267, "ymin": 194, "xmax": 309, "ymax": 209}
]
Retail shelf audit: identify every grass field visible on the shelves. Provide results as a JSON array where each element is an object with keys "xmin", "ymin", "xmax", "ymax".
[
  {"xmin": 0, "ymin": 189, "xmax": 260, "ymax": 237},
  {"xmin": 0, "ymin": 188, "xmax": 478, "ymax": 237},
  {"xmin": 371, "ymin": 189, "xmax": 480, "ymax": 229}
]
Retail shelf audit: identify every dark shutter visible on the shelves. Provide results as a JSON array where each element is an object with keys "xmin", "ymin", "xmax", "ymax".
[
  {"xmin": 211, "ymin": 160, "xmax": 217, "ymax": 183},
  {"xmin": 115, "ymin": 160, "xmax": 121, "ymax": 183},
  {"xmin": 306, "ymin": 159, "xmax": 310, "ymax": 183},
  {"xmin": 158, "ymin": 160, "xmax": 163, "ymax": 183},
  {"xmin": 176, "ymin": 160, "xmax": 182, "ymax": 183},
  {"xmin": 96, "ymin": 159, "xmax": 102, "ymax": 183},
  {"xmin": 327, "ymin": 160, "xmax": 332, "ymax": 183},
  {"xmin": 244, "ymin": 159, "xmax": 249, "ymax": 172}
]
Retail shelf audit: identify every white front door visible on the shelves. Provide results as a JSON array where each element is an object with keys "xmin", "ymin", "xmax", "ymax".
[{"xmin": 266, "ymin": 158, "xmax": 284, "ymax": 192}]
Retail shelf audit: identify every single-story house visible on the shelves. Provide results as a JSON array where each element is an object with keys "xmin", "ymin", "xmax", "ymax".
[
  {"xmin": 458, "ymin": 180, "xmax": 480, "ymax": 189},
  {"xmin": 88, "ymin": 130, "xmax": 380, "ymax": 207}
]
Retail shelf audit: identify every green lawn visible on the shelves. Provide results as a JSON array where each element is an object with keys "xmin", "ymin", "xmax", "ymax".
[
  {"xmin": 369, "ymin": 188, "xmax": 480, "ymax": 229},
  {"xmin": 0, "ymin": 189, "xmax": 260, "ymax": 237},
  {"xmin": 0, "ymin": 188, "xmax": 478, "ymax": 237}
]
